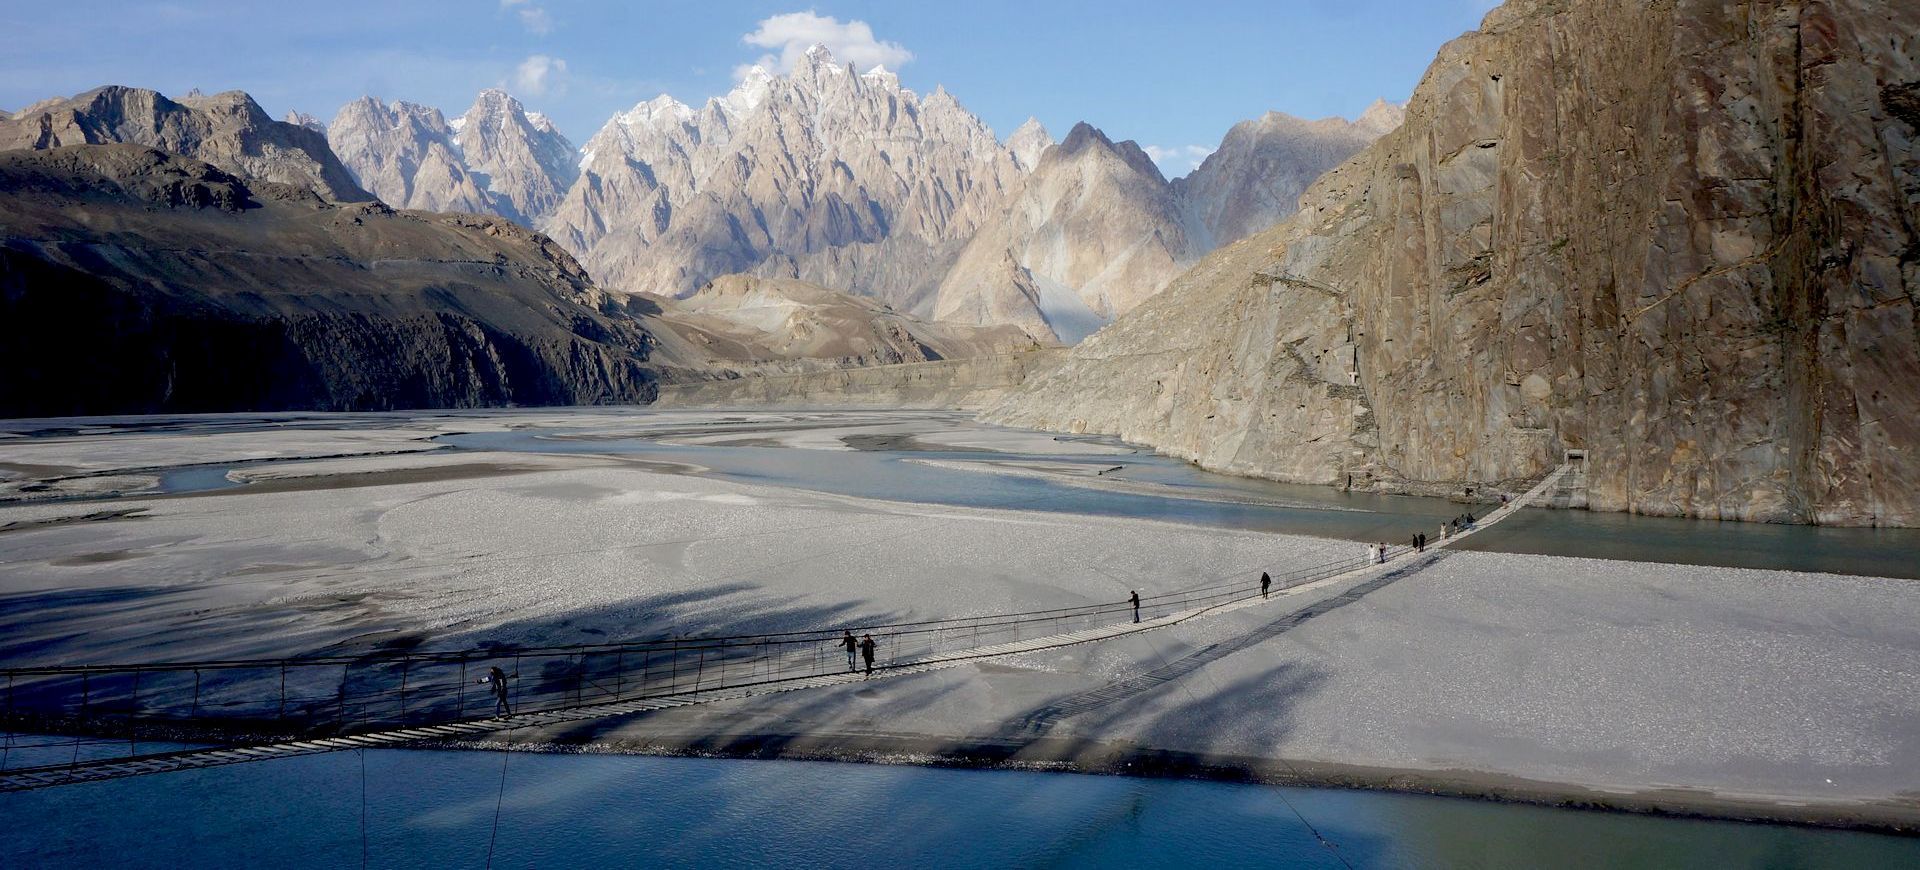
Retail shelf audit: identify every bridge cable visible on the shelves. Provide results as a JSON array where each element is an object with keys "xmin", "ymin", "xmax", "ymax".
[
  {"xmin": 1141, "ymin": 625, "xmax": 1353, "ymax": 870},
  {"xmin": 484, "ymin": 746, "xmax": 509, "ymax": 869},
  {"xmin": 359, "ymin": 748, "xmax": 369, "ymax": 870}
]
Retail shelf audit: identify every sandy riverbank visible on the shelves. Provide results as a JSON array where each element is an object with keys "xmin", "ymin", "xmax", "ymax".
[{"xmin": 2, "ymin": 411, "xmax": 1915, "ymax": 832}]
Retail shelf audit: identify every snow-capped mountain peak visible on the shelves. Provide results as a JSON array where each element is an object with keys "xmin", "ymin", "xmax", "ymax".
[
  {"xmin": 860, "ymin": 65, "xmax": 900, "ymax": 91},
  {"xmin": 722, "ymin": 65, "xmax": 775, "ymax": 117}
]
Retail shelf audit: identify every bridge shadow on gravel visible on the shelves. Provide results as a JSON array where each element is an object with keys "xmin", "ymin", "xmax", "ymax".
[{"xmin": 1002, "ymin": 551, "xmax": 1452, "ymax": 740}]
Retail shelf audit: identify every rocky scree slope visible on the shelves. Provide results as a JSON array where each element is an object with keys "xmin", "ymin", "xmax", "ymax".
[
  {"xmin": 0, "ymin": 145, "xmax": 678, "ymax": 415},
  {"xmin": 642, "ymin": 274, "xmax": 1038, "ymax": 376},
  {"xmin": 990, "ymin": 0, "xmax": 1920, "ymax": 526}
]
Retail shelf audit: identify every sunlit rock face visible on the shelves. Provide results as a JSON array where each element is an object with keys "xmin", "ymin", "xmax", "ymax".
[
  {"xmin": 326, "ymin": 96, "xmax": 494, "ymax": 215},
  {"xmin": 453, "ymin": 89, "xmax": 579, "ymax": 227},
  {"xmin": 991, "ymin": 0, "xmax": 1920, "ymax": 527},
  {"xmin": 325, "ymin": 89, "xmax": 577, "ymax": 226},
  {"xmin": 549, "ymin": 48, "xmax": 1026, "ymax": 317}
]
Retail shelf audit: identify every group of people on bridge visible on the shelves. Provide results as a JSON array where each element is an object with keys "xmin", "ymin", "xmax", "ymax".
[{"xmin": 840, "ymin": 630, "xmax": 878, "ymax": 675}]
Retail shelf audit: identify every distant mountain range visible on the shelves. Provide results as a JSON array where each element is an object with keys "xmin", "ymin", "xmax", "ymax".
[
  {"xmin": 0, "ymin": 53, "xmax": 1401, "ymax": 413},
  {"xmin": 306, "ymin": 46, "xmax": 1401, "ymax": 342}
]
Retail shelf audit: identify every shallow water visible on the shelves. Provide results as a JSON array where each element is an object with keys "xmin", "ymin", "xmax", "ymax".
[
  {"xmin": 4, "ymin": 750, "xmax": 1914, "ymax": 869},
  {"xmin": 26, "ymin": 407, "xmax": 1920, "ymax": 577},
  {"xmin": 440, "ymin": 424, "xmax": 1920, "ymax": 579}
]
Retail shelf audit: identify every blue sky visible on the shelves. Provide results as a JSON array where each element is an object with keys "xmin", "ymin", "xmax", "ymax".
[{"xmin": 1, "ymin": 1, "xmax": 1499, "ymax": 176}]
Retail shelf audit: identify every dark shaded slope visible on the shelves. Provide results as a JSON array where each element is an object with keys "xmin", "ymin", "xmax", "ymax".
[{"xmin": 0, "ymin": 145, "xmax": 677, "ymax": 415}]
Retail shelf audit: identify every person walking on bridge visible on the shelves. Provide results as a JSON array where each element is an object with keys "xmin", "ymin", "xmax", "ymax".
[
  {"xmin": 1260, "ymin": 572, "xmax": 1271, "ymax": 599},
  {"xmin": 1130, "ymin": 590, "xmax": 1141, "ymax": 623},
  {"xmin": 859, "ymin": 634, "xmax": 877, "ymax": 676},
  {"xmin": 840, "ymin": 630, "xmax": 858, "ymax": 672},
  {"xmin": 481, "ymin": 666, "xmax": 511, "ymax": 716}
]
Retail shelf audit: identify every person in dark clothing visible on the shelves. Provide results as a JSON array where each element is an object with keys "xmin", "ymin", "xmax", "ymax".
[
  {"xmin": 859, "ymin": 634, "xmax": 877, "ymax": 676},
  {"xmin": 840, "ymin": 630, "xmax": 858, "ymax": 672},
  {"xmin": 1130, "ymin": 590, "xmax": 1141, "ymax": 623},
  {"xmin": 1412, "ymin": 533, "xmax": 1421, "ymax": 553},
  {"xmin": 481, "ymin": 666, "xmax": 510, "ymax": 715},
  {"xmin": 1260, "ymin": 572, "xmax": 1272, "ymax": 598}
]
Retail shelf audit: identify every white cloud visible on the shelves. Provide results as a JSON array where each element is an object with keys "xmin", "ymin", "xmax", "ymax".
[
  {"xmin": 511, "ymin": 54, "xmax": 568, "ymax": 97},
  {"xmin": 734, "ymin": 11, "xmax": 911, "ymax": 79},
  {"xmin": 1143, "ymin": 144, "xmax": 1214, "ymax": 176},
  {"xmin": 500, "ymin": 0, "xmax": 552, "ymax": 35}
]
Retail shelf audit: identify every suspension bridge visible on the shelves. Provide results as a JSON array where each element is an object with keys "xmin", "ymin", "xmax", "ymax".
[{"xmin": 1, "ymin": 465, "xmax": 1571, "ymax": 793}]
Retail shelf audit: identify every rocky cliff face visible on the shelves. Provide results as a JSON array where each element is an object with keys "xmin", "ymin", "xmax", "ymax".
[
  {"xmin": 0, "ymin": 145, "xmax": 678, "ymax": 415},
  {"xmin": 990, "ymin": 0, "xmax": 1920, "ymax": 527},
  {"xmin": 933, "ymin": 123, "xmax": 1198, "ymax": 342},
  {"xmin": 326, "ymin": 97, "xmax": 494, "ymax": 215},
  {"xmin": 644, "ymin": 274, "xmax": 1038, "ymax": 374},
  {"xmin": 0, "ymin": 86, "xmax": 370, "ymax": 201},
  {"xmin": 1175, "ymin": 101, "xmax": 1404, "ymax": 250}
]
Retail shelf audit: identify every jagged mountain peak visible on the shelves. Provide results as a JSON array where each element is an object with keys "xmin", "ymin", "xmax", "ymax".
[
  {"xmin": 322, "ymin": 87, "xmax": 575, "ymax": 226},
  {"xmin": 1173, "ymin": 99, "xmax": 1399, "ymax": 249},
  {"xmin": 1006, "ymin": 117, "xmax": 1053, "ymax": 172},
  {"xmin": 1050, "ymin": 122, "xmax": 1162, "ymax": 181},
  {"xmin": 283, "ymin": 110, "xmax": 326, "ymax": 133},
  {"xmin": 451, "ymin": 89, "xmax": 577, "ymax": 226},
  {"xmin": 0, "ymin": 85, "xmax": 369, "ymax": 201},
  {"xmin": 552, "ymin": 48, "xmax": 1027, "ymax": 308},
  {"xmin": 860, "ymin": 65, "xmax": 900, "ymax": 90},
  {"xmin": 326, "ymin": 93, "xmax": 488, "ymax": 216}
]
